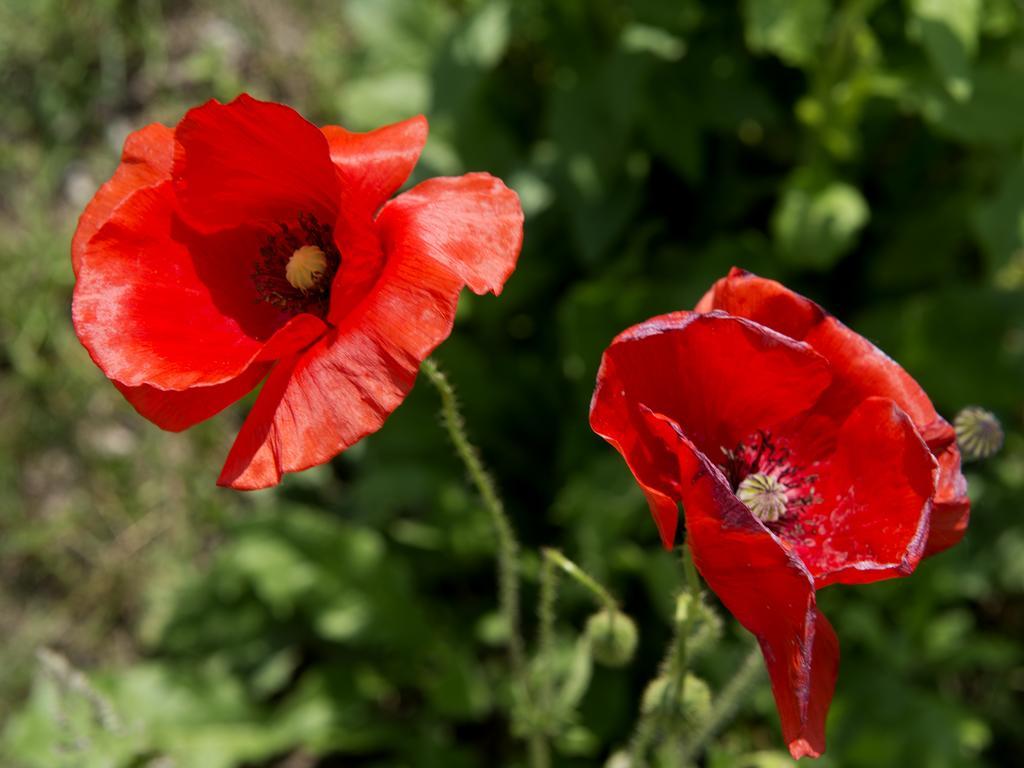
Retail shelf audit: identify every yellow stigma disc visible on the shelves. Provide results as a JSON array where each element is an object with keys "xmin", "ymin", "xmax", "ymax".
[{"xmin": 285, "ymin": 245, "xmax": 328, "ymax": 292}]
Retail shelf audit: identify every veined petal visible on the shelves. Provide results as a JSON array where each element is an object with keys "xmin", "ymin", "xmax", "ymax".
[
  {"xmin": 375, "ymin": 173, "xmax": 524, "ymax": 297},
  {"xmin": 785, "ymin": 398, "xmax": 937, "ymax": 588},
  {"xmin": 590, "ymin": 311, "xmax": 832, "ymax": 492},
  {"xmin": 218, "ymin": 241, "xmax": 467, "ymax": 489},
  {"xmin": 322, "ymin": 114, "xmax": 428, "ymax": 216},
  {"xmin": 72, "ymin": 123, "xmax": 174, "ymax": 275},
  {"xmin": 697, "ymin": 268, "xmax": 941, "ymax": 432},
  {"xmin": 173, "ymin": 94, "xmax": 340, "ymax": 233},
  {"xmin": 925, "ymin": 441, "xmax": 971, "ymax": 556},
  {"xmin": 642, "ymin": 409, "xmax": 838, "ymax": 759},
  {"xmin": 73, "ymin": 183, "xmax": 327, "ymax": 391},
  {"xmin": 115, "ymin": 364, "xmax": 270, "ymax": 432},
  {"xmin": 219, "ymin": 171, "xmax": 523, "ymax": 488},
  {"xmin": 323, "ymin": 115, "xmax": 431, "ymax": 322},
  {"xmin": 698, "ymin": 267, "xmax": 969, "ymax": 561}
]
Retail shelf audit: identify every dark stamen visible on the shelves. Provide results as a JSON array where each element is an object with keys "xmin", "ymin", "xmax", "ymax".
[{"xmin": 252, "ymin": 213, "xmax": 341, "ymax": 318}]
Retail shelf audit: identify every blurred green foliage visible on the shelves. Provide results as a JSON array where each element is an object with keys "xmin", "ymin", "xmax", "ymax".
[{"xmin": 1, "ymin": 0, "xmax": 1023, "ymax": 766}]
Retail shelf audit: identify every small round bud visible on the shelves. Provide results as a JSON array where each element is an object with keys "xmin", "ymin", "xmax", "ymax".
[
  {"xmin": 641, "ymin": 676, "xmax": 671, "ymax": 714},
  {"xmin": 585, "ymin": 610, "xmax": 638, "ymax": 668},
  {"xmin": 640, "ymin": 673, "xmax": 710, "ymax": 720},
  {"xmin": 680, "ymin": 673, "xmax": 711, "ymax": 722},
  {"xmin": 955, "ymin": 407, "xmax": 1004, "ymax": 462}
]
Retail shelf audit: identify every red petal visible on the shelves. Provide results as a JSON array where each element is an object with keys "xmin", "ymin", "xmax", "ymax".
[
  {"xmin": 322, "ymin": 115, "xmax": 428, "ymax": 216},
  {"xmin": 173, "ymin": 94, "xmax": 340, "ymax": 233},
  {"xmin": 217, "ymin": 240, "xmax": 467, "ymax": 489},
  {"xmin": 642, "ymin": 409, "xmax": 838, "ymax": 758},
  {"xmin": 323, "ymin": 116, "xmax": 429, "ymax": 323},
  {"xmin": 217, "ymin": 171, "xmax": 523, "ymax": 488},
  {"xmin": 697, "ymin": 269, "xmax": 940, "ymax": 431},
  {"xmin": 590, "ymin": 312, "xmax": 832, "ymax": 486},
  {"xmin": 925, "ymin": 441, "xmax": 970, "ymax": 556},
  {"xmin": 785, "ymin": 398, "xmax": 937, "ymax": 588},
  {"xmin": 375, "ymin": 173, "xmax": 524, "ymax": 297},
  {"xmin": 698, "ymin": 268, "xmax": 970, "ymax": 560},
  {"xmin": 115, "ymin": 364, "xmax": 270, "ymax": 432},
  {"xmin": 72, "ymin": 123, "xmax": 174, "ymax": 275},
  {"xmin": 73, "ymin": 183, "xmax": 326, "ymax": 390}
]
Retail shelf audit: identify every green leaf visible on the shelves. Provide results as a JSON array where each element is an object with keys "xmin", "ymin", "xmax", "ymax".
[
  {"xmin": 772, "ymin": 173, "xmax": 869, "ymax": 269},
  {"xmin": 911, "ymin": 68, "xmax": 1024, "ymax": 143},
  {"xmin": 451, "ymin": 1, "xmax": 510, "ymax": 68},
  {"xmin": 909, "ymin": 0, "xmax": 981, "ymax": 100},
  {"xmin": 974, "ymin": 162, "xmax": 1024, "ymax": 272},
  {"xmin": 742, "ymin": 0, "xmax": 830, "ymax": 67}
]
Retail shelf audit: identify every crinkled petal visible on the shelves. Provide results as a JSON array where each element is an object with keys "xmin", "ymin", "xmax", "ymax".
[
  {"xmin": 173, "ymin": 94, "xmax": 340, "ymax": 233},
  {"xmin": 590, "ymin": 311, "xmax": 832, "ymax": 501},
  {"xmin": 698, "ymin": 267, "xmax": 969, "ymax": 560},
  {"xmin": 589, "ymin": 364, "xmax": 684, "ymax": 547},
  {"xmin": 72, "ymin": 123, "xmax": 174, "ymax": 275},
  {"xmin": 322, "ymin": 114, "xmax": 428, "ymax": 215},
  {"xmin": 217, "ymin": 172, "xmax": 523, "ymax": 488},
  {"xmin": 784, "ymin": 398, "xmax": 937, "ymax": 588},
  {"xmin": 697, "ymin": 267, "xmax": 942, "ymax": 433},
  {"xmin": 323, "ymin": 115, "xmax": 430, "ymax": 323},
  {"xmin": 73, "ymin": 183, "xmax": 327, "ymax": 390},
  {"xmin": 375, "ymin": 173, "xmax": 524, "ymax": 297},
  {"xmin": 218, "ymin": 240, "xmax": 469, "ymax": 489},
  {"xmin": 115, "ymin": 364, "xmax": 270, "ymax": 432},
  {"xmin": 642, "ymin": 409, "xmax": 838, "ymax": 759},
  {"xmin": 925, "ymin": 441, "xmax": 971, "ymax": 556}
]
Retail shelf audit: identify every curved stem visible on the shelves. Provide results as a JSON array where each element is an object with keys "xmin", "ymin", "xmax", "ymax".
[
  {"xmin": 542, "ymin": 548, "xmax": 618, "ymax": 614},
  {"xmin": 421, "ymin": 358, "xmax": 547, "ymax": 767},
  {"xmin": 536, "ymin": 550, "xmax": 559, "ymax": 713},
  {"xmin": 678, "ymin": 643, "xmax": 764, "ymax": 764}
]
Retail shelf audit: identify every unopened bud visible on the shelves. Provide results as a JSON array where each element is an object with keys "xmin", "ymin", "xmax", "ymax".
[
  {"xmin": 955, "ymin": 406, "xmax": 1004, "ymax": 462},
  {"xmin": 641, "ymin": 676, "xmax": 672, "ymax": 714},
  {"xmin": 640, "ymin": 673, "xmax": 711, "ymax": 721},
  {"xmin": 585, "ymin": 610, "xmax": 638, "ymax": 668},
  {"xmin": 680, "ymin": 673, "xmax": 711, "ymax": 722}
]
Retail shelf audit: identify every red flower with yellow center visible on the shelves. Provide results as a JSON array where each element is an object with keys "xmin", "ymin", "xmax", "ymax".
[
  {"xmin": 590, "ymin": 268, "xmax": 969, "ymax": 759},
  {"xmin": 72, "ymin": 95, "xmax": 523, "ymax": 489}
]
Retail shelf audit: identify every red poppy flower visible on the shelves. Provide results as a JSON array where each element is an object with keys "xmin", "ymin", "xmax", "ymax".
[
  {"xmin": 590, "ymin": 268, "xmax": 969, "ymax": 759},
  {"xmin": 72, "ymin": 95, "xmax": 523, "ymax": 489}
]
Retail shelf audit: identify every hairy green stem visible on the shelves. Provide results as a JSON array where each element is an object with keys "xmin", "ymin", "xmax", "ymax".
[
  {"xmin": 542, "ymin": 548, "xmax": 619, "ymax": 614},
  {"xmin": 628, "ymin": 546, "xmax": 699, "ymax": 764},
  {"xmin": 421, "ymin": 358, "xmax": 547, "ymax": 767},
  {"xmin": 678, "ymin": 643, "xmax": 764, "ymax": 765}
]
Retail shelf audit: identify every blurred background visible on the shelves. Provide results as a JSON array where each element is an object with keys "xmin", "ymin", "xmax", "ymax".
[{"xmin": 1, "ymin": 0, "xmax": 1023, "ymax": 766}]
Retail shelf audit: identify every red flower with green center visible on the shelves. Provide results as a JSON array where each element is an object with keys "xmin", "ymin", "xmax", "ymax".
[
  {"xmin": 590, "ymin": 268, "xmax": 969, "ymax": 759},
  {"xmin": 72, "ymin": 95, "xmax": 523, "ymax": 489}
]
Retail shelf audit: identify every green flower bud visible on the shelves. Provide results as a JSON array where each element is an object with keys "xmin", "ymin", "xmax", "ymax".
[
  {"xmin": 680, "ymin": 673, "xmax": 711, "ymax": 722},
  {"xmin": 585, "ymin": 610, "xmax": 638, "ymax": 668},
  {"xmin": 640, "ymin": 673, "xmax": 711, "ymax": 722},
  {"xmin": 640, "ymin": 675, "xmax": 672, "ymax": 714}
]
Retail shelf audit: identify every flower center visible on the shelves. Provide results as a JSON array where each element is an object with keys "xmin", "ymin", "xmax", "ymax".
[
  {"xmin": 722, "ymin": 431, "xmax": 818, "ymax": 526},
  {"xmin": 736, "ymin": 472, "xmax": 788, "ymax": 522},
  {"xmin": 285, "ymin": 245, "xmax": 328, "ymax": 292},
  {"xmin": 252, "ymin": 213, "xmax": 341, "ymax": 317}
]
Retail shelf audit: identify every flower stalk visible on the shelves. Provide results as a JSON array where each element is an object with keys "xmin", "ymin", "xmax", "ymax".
[
  {"xmin": 421, "ymin": 358, "xmax": 548, "ymax": 767},
  {"xmin": 542, "ymin": 547, "xmax": 619, "ymax": 614}
]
